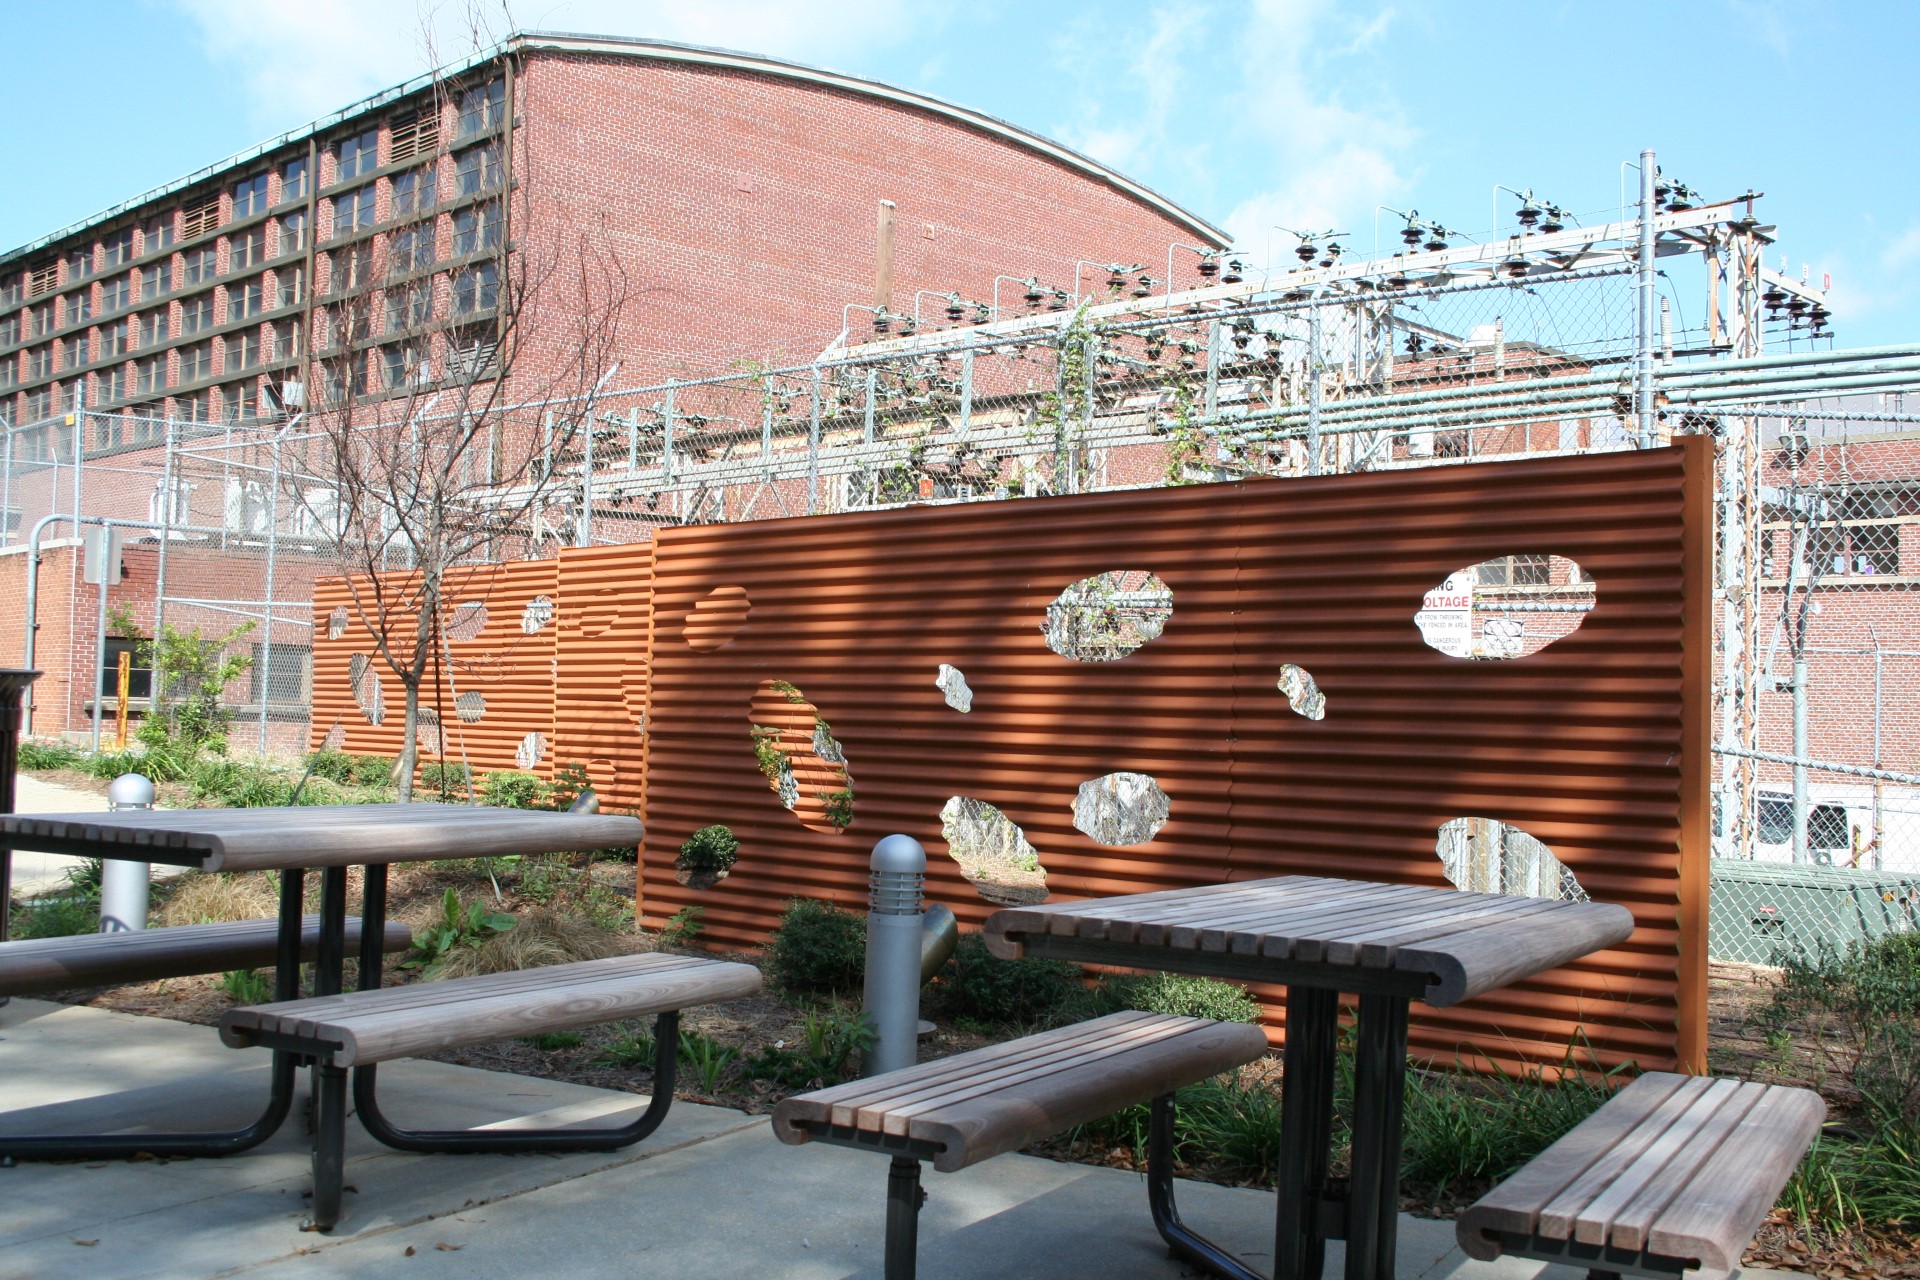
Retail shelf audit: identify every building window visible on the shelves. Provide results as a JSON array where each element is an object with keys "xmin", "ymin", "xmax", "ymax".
[
  {"xmin": 276, "ymin": 265, "xmax": 306, "ymax": 310},
  {"xmin": 140, "ymin": 261, "xmax": 169, "ymax": 301},
  {"xmin": 282, "ymin": 155, "xmax": 310, "ymax": 201},
  {"xmin": 28, "ymin": 345, "xmax": 51, "ymax": 378},
  {"xmin": 103, "ymin": 319, "xmax": 131, "ymax": 358},
  {"xmin": 252, "ymin": 643, "xmax": 311, "ymax": 706},
  {"xmin": 452, "ymin": 261, "xmax": 499, "ymax": 315},
  {"xmin": 454, "ymin": 143, "xmax": 502, "ymax": 197},
  {"xmin": 456, "ymin": 79, "xmax": 505, "ymax": 139},
  {"xmin": 180, "ymin": 390, "xmax": 211, "ymax": 422},
  {"xmin": 230, "ymin": 277, "xmax": 265, "ymax": 322},
  {"xmin": 28, "ymin": 300, "xmax": 54, "ymax": 337},
  {"xmin": 0, "ymin": 314, "xmax": 16, "ymax": 346},
  {"xmin": 135, "ymin": 355, "xmax": 164, "ymax": 394},
  {"xmin": 180, "ymin": 294, "xmax": 216, "ymax": 335},
  {"xmin": 391, "ymin": 167, "xmax": 435, "ymax": 218},
  {"xmin": 270, "ymin": 318, "xmax": 302, "ymax": 361},
  {"xmin": 391, "ymin": 223, "xmax": 435, "ymax": 273},
  {"xmin": 229, "ymin": 328, "xmax": 262, "ymax": 370},
  {"xmin": 100, "ymin": 638, "xmax": 154, "ymax": 702},
  {"xmin": 331, "ymin": 244, "xmax": 373, "ymax": 293},
  {"xmin": 183, "ymin": 245, "xmax": 218, "ymax": 286},
  {"xmin": 452, "ymin": 201, "xmax": 500, "ymax": 256},
  {"xmin": 388, "ymin": 110, "xmax": 439, "ymax": 164},
  {"xmin": 1, "ymin": 277, "xmax": 20, "ymax": 309},
  {"xmin": 386, "ymin": 278, "xmax": 432, "ymax": 330},
  {"xmin": 224, "ymin": 380, "xmax": 259, "ymax": 423},
  {"xmin": 181, "ymin": 196, "xmax": 221, "ymax": 241},
  {"xmin": 104, "ymin": 227, "xmax": 135, "ymax": 267},
  {"xmin": 139, "ymin": 311, "xmax": 167, "ymax": 347},
  {"xmin": 233, "ymin": 172, "xmax": 270, "ymax": 219},
  {"xmin": 333, "ymin": 185, "xmax": 376, "ymax": 235},
  {"xmin": 278, "ymin": 209, "xmax": 308, "ymax": 255},
  {"xmin": 64, "ymin": 247, "xmax": 94, "ymax": 283},
  {"xmin": 24, "ymin": 387, "xmax": 53, "ymax": 422},
  {"xmin": 336, "ymin": 129, "xmax": 379, "ymax": 182},
  {"xmin": 179, "ymin": 340, "xmax": 213, "ymax": 382},
  {"xmin": 100, "ymin": 364, "xmax": 128, "ymax": 401},
  {"xmin": 63, "ymin": 333, "xmax": 89, "ymax": 369},
  {"xmin": 142, "ymin": 215, "xmax": 176, "ymax": 254},
  {"xmin": 229, "ymin": 226, "xmax": 267, "ymax": 272},
  {"xmin": 63, "ymin": 292, "xmax": 91, "ymax": 328},
  {"xmin": 27, "ymin": 262, "xmax": 59, "ymax": 298},
  {"xmin": 101, "ymin": 273, "xmax": 131, "ymax": 313},
  {"xmin": 0, "ymin": 357, "xmax": 15, "ymax": 389},
  {"xmin": 1476, "ymin": 555, "xmax": 1551, "ymax": 587},
  {"xmin": 381, "ymin": 342, "xmax": 429, "ymax": 389}
]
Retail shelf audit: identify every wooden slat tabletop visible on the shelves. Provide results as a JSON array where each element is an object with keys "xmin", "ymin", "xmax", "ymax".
[
  {"xmin": 0, "ymin": 804, "xmax": 645, "ymax": 872},
  {"xmin": 984, "ymin": 875, "xmax": 1636, "ymax": 1007}
]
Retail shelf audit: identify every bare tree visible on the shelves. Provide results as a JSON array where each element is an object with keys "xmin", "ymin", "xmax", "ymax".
[{"xmin": 288, "ymin": 37, "xmax": 628, "ymax": 799}]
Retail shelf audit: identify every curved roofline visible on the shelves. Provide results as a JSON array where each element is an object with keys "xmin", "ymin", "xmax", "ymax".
[
  {"xmin": 516, "ymin": 31, "xmax": 1228, "ymax": 246},
  {"xmin": 3, "ymin": 30, "xmax": 1227, "ymax": 265}
]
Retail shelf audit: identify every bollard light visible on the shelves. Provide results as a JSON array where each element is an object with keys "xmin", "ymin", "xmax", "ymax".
[
  {"xmin": 862, "ymin": 834, "xmax": 927, "ymax": 1077},
  {"xmin": 100, "ymin": 773, "xmax": 155, "ymax": 933}
]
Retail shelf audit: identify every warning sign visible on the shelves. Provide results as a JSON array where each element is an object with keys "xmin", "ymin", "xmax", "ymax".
[{"xmin": 1414, "ymin": 572, "xmax": 1474, "ymax": 657}]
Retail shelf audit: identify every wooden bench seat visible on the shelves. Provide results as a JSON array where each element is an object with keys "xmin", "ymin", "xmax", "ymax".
[
  {"xmin": 1457, "ymin": 1072, "xmax": 1825, "ymax": 1280},
  {"xmin": 219, "ymin": 951, "xmax": 764, "ymax": 1231},
  {"xmin": 0, "ymin": 916, "xmax": 411, "ymax": 998},
  {"xmin": 774, "ymin": 1010, "xmax": 1267, "ymax": 1278}
]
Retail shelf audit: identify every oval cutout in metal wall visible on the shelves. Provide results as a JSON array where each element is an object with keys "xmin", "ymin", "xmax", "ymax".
[
  {"xmin": 1277, "ymin": 664, "xmax": 1326, "ymax": 720},
  {"xmin": 1414, "ymin": 555, "xmax": 1594, "ymax": 660},
  {"xmin": 941, "ymin": 796, "xmax": 1047, "ymax": 905},
  {"xmin": 1043, "ymin": 570, "xmax": 1172, "ymax": 662},
  {"xmin": 1072, "ymin": 771, "xmax": 1171, "ymax": 846},
  {"xmin": 1436, "ymin": 816, "xmax": 1591, "ymax": 902},
  {"xmin": 747, "ymin": 679, "xmax": 854, "ymax": 834},
  {"xmin": 447, "ymin": 601, "xmax": 488, "ymax": 642}
]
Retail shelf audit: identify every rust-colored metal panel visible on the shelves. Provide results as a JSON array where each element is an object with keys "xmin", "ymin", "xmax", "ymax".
[
  {"xmin": 634, "ymin": 440, "xmax": 1711, "ymax": 1072},
  {"xmin": 552, "ymin": 542, "xmax": 654, "ymax": 818},
  {"xmin": 309, "ymin": 562, "xmax": 561, "ymax": 782}
]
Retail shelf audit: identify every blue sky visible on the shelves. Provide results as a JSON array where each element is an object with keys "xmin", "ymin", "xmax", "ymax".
[{"xmin": 3, "ymin": 0, "xmax": 1914, "ymax": 347}]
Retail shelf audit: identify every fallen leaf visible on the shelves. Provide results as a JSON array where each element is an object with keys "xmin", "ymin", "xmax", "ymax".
[
  {"xmin": 73, "ymin": 1240, "xmax": 98, "ymax": 1247},
  {"xmin": 435, "ymin": 1242, "xmax": 462, "ymax": 1252},
  {"xmin": 404, "ymin": 1245, "xmax": 416, "ymax": 1257}
]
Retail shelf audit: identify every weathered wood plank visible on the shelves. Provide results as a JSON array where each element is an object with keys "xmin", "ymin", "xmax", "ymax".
[
  {"xmin": 1535, "ymin": 1077, "xmax": 1721, "ymax": 1241},
  {"xmin": 772, "ymin": 1013, "xmax": 1266, "ymax": 1172},
  {"xmin": 1644, "ymin": 1085, "xmax": 1824, "ymax": 1273},
  {"xmin": 1396, "ymin": 900, "xmax": 1637, "ymax": 1005},
  {"xmin": 218, "ymin": 953, "xmax": 759, "ymax": 1066},
  {"xmin": 0, "ymin": 917, "xmax": 411, "ymax": 997},
  {"xmin": 1564, "ymin": 1078, "xmax": 1745, "ymax": 1245},
  {"xmin": 1604, "ymin": 1082, "xmax": 1769, "ymax": 1251}
]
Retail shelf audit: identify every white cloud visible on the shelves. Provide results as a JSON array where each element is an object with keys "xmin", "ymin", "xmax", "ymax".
[
  {"xmin": 165, "ymin": 0, "xmax": 944, "ymax": 132},
  {"xmin": 1821, "ymin": 224, "xmax": 1920, "ymax": 321}
]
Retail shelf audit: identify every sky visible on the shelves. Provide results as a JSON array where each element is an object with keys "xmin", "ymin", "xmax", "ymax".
[{"xmin": 2, "ymin": 0, "xmax": 1916, "ymax": 348}]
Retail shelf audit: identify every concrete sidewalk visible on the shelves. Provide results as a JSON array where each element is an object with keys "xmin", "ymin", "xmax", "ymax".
[{"xmin": 0, "ymin": 999, "xmax": 1802, "ymax": 1280}]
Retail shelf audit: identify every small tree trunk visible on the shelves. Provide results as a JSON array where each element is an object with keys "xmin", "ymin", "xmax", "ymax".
[{"xmin": 396, "ymin": 678, "xmax": 420, "ymax": 802}]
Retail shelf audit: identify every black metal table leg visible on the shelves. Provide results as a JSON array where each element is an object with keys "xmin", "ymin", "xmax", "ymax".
[
  {"xmin": 309, "ymin": 1063, "xmax": 349, "ymax": 1231},
  {"xmin": 1275, "ymin": 984, "xmax": 1338, "ymax": 1280},
  {"xmin": 1344, "ymin": 992, "xmax": 1410, "ymax": 1280},
  {"xmin": 1148, "ymin": 1094, "xmax": 1267, "ymax": 1280},
  {"xmin": 885, "ymin": 1156, "xmax": 926, "ymax": 1280},
  {"xmin": 0, "ymin": 868, "xmax": 305, "ymax": 1162}
]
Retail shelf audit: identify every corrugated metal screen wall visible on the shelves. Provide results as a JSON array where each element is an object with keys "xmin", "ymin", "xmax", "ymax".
[{"xmin": 313, "ymin": 440, "xmax": 1711, "ymax": 1071}]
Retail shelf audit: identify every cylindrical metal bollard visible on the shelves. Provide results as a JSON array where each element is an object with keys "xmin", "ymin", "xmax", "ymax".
[
  {"xmin": 862, "ymin": 834, "xmax": 927, "ymax": 1077},
  {"xmin": 99, "ymin": 773, "xmax": 155, "ymax": 933}
]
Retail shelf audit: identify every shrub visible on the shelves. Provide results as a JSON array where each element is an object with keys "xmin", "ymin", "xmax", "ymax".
[
  {"xmin": 480, "ymin": 770, "xmax": 549, "ymax": 809},
  {"xmin": 743, "ymin": 1004, "xmax": 872, "ymax": 1090},
  {"xmin": 303, "ymin": 749, "xmax": 355, "ymax": 784},
  {"xmin": 347, "ymin": 754, "xmax": 394, "ymax": 787},
  {"xmin": 677, "ymin": 825, "xmax": 740, "ymax": 874},
  {"xmin": 1090, "ymin": 971, "xmax": 1262, "ymax": 1024},
  {"xmin": 419, "ymin": 761, "xmax": 473, "ymax": 799},
  {"xmin": 764, "ymin": 898, "xmax": 866, "ymax": 995},
  {"xmin": 931, "ymin": 932, "xmax": 1082, "ymax": 1025},
  {"xmin": 17, "ymin": 738, "xmax": 83, "ymax": 771},
  {"xmin": 404, "ymin": 888, "xmax": 516, "ymax": 976},
  {"xmin": 546, "ymin": 762, "xmax": 595, "ymax": 812}
]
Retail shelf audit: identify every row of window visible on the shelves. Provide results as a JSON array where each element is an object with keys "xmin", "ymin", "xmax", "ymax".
[{"xmin": 1, "ymin": 78, "xmax": 505, "ymax": 309}]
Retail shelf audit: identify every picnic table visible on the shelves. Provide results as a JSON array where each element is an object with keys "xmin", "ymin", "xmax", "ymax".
[
  {"xmin": 0, "ymin": 803, "xmax": 643, "ymax": 1161},
  {"xmin": 984, "ymin": 875, "xmax": 1636, "ymax": 1280}
]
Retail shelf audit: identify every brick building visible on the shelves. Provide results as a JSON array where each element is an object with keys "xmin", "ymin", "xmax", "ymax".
[{"xmin": 0, "ymin": 31, "xmax": 1224, "ymax": 744}]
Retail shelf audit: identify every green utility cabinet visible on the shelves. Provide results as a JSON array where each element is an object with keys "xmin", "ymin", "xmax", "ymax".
[{"xmin": 1709, "ymin": 860, "xmax": 1920, "ymax": 965}]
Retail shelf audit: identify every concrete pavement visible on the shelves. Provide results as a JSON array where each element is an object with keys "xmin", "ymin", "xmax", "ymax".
[{"xmin": 0, "ymin": 997, "xmax": 1806, "ymax": 1280}]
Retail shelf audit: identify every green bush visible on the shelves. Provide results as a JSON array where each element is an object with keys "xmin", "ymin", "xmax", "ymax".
[
  {"xmin": 1090, "ymin": 971, "xmax": 1262, "ymax": 1024},
  {"xmin": 347, "ymin": 754, "xmax": 394, "ymax": 787},
  {"xmin": 480, "ymin": 770, "xmax": 549, "ymax": 809},
  {"xmin": 764, "ymin": 898, "xmax": 867, "ymax": 995},
  {"xmin": 420, "ymin": 761, "xmax": 473, "ymax": 798},
  {"xmin": 546, "ymin": 762, "xmax": 595, "ymax": 811},
  {"xmin": 677, "ymin": 825, "xmax": 740, "ymax": 874},
  {"xmin": 303, "ymin": 749, "xmax": 355, "ymax": 784},
  {"xmin": 931, "ymin": 932, "xmax": 1083, "ymax": 1025},
  {"xmin": 17, "ymin": 738, "xmax": 83, "ymax": 771}
]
